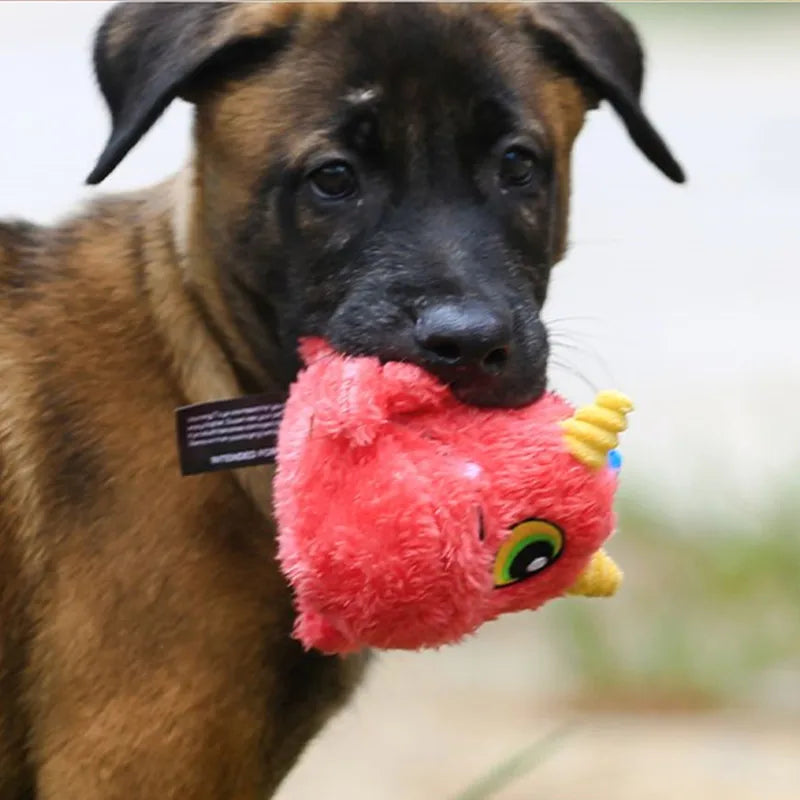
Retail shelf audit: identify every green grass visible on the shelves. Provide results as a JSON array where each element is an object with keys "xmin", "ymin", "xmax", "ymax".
[
  {"xmin": 542, "ymin": 490, "xmax": 800, "ymax": 709},
  {"xmin": 451, "ymin": 723, "xmax": 575, "ymax": 800}
]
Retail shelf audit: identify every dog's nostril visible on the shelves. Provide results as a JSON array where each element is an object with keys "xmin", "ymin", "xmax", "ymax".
[
  {"xmin": 427, "ymin": 339, "xmax": 462, "ymax": 364},
  {"xmin": 482, "ymin": 346, "xmax": 509, "ymax": 373},
  {"xmin": 483, "ymin": 347, "xmax": 508, "ymax": 369}
]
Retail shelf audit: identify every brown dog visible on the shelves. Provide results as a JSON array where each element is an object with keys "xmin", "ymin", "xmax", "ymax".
[{"xmin": 0, "ymin": 3, "xmax": 682, "ymax": 798}]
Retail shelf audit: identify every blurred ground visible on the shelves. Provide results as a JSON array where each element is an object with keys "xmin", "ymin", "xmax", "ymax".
[
  {"xmin": 278, "ymin": 664, "xmax": 800, "ymax": 799},
  {"xmin": 2, "ymin": 3, "xmax": 799, "ymax": 799}
]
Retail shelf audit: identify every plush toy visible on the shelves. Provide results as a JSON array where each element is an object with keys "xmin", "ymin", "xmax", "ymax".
[{"xmin": 274, "ymin": 338, "xmax": 632, "ymax": 654}]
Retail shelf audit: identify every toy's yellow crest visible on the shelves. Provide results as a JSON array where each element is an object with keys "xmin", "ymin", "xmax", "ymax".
[
  {"xmin": 560, "ymin": 390, "xmax": 633, "ymax": 470},
  {"xmin": 560, "ymin": 391, "xmax": 634, "ymax": 598}
]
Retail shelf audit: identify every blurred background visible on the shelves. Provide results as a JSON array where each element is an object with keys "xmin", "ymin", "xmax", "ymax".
[{"xmin": 1, "ymin": 2, "xmax": 798, "ymax": 798}]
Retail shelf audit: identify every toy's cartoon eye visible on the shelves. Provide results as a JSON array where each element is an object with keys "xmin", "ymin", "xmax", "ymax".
[{"xmin": 493, "ymin": 519, "xmax": 564, "ymax": 588}]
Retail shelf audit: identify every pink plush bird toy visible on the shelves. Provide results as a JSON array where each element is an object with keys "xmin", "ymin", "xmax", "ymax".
[{"xmin": 274, "ymin": 339, "xmax": 632, "ymax": 654}]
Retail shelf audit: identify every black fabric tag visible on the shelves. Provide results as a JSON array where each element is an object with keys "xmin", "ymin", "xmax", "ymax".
[{"xmin": 175, "ymin": 395, "xmax": 285, "ymax": 476}]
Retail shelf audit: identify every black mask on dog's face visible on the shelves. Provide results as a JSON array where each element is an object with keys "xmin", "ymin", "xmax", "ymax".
[{"xmin": 89, "ymin": 3, "xmax": 684, "ymax": 406}]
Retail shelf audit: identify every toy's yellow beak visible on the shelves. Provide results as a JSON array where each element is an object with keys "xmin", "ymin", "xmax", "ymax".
[{"xmin": 565, "ymin": 550, "xmax": 622, "ymax": 597}]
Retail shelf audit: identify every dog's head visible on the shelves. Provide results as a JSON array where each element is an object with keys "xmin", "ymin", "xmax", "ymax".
[{"xmin": 88, "ymin": 2, "xmax": 683, "ymax": 407}]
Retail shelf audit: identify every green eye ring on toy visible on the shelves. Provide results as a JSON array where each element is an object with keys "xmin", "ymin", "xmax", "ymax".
[{"xmin": 493, "ymin": 519, "xmax": 564, "ymax": 588}]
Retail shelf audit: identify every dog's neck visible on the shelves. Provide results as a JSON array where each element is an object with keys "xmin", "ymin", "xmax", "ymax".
[{"xmin": 135, "ymin": 163, "xmax": 277, "ymax": 519}]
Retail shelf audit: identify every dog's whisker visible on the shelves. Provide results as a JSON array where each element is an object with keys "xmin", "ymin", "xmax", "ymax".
[
  {"xmin": 548, "ymin": 357, "xmax": 601, "ymax": 395},
  {"xmin": 547, "ymin": 327, "xmax": 604, "ymax": 342},
  {"xmin": 545, "ymin": 321, "xmax": 605, "ymax": 338},
  {"xmin": 564, "ymin": 237, "xmax": 626, "ymax": 247},
  {"xmin": 549, "ymin": 339, "xmax": 587, "ymax": 354},
  {"xmin": 544, "ymin": 315, "xmax": 603, "ymax": 326},
  {"xmin": 549, "ymin": 337, "xmax": 615, "ymax": 384},
  {"xmin": 548, "ymin": 329, "xmax": 604, "ymax": 375}
]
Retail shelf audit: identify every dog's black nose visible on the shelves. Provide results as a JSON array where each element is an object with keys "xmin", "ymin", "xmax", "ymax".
[{"xmin": 415, "ymin": 301, "xmax": 512, "ymax": 375}]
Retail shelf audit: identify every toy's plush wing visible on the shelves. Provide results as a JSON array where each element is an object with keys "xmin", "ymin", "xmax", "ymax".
[
  {"xmin": 296, "ymin": 350, "xmax": 389, "ymax": 447},
  {"xmin": 292, "ymin": 338, "xmax": 453, "ymax": 446}
]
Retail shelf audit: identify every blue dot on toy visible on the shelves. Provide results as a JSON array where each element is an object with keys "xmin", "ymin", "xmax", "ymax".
[{"xmin": 607, "ymin": 449, "xmax": 622, "ymax": 471}]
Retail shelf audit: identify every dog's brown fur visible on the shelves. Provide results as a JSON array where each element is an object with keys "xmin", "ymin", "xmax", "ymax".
[
  {"xmin": 0, "ymin": 3, "xmax": 682, "ymax": 798},
  {"xmin": 0, "ymin": 183, "xmax": 368, "ymax": 798}
]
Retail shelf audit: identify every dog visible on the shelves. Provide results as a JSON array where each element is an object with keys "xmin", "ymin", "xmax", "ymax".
[{"xmin": 0, "ymin": 3, "xmax": 683, "ymax": 797}]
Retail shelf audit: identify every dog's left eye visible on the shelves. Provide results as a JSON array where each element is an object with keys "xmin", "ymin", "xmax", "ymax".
[
  {"xmin": 308, "ymin": 161, "xmax": 358, "ymax": 200},
  {"xmin": 498, "ymin": 146, "xmax": 538, "ymax": 188}
]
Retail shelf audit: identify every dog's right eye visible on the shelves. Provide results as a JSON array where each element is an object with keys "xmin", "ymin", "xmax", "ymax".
[
  {"xmin": 308, "ymin": 161, "xmax": 358, "ymax": 200},
  {"xmin": 499, "ymin": 146, "xmax": 539, "ymax": 188}
]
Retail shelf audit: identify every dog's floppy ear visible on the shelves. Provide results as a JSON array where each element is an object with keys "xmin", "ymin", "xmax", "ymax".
[
  {"xmin": 86, "ymin": 2, "xmax": 298, "ymax": 185},
  {"xmin": 526, "ymin": 2, "xmax": 685, "ymax": 183}
]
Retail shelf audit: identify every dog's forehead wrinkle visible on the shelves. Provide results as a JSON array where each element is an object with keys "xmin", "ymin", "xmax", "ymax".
[
  {"xmin": 343, "ymin": 86, "xmax": 381, "ymax": 106},
  {"xmin": 335, "ymin": 6, "xmax": 517, "ymax": 107}
]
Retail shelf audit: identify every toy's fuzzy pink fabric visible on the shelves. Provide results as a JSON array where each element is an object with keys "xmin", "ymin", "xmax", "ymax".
[{"xmin": 274, "ymin": 339, "xmax": 617, "ymax": 653}]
